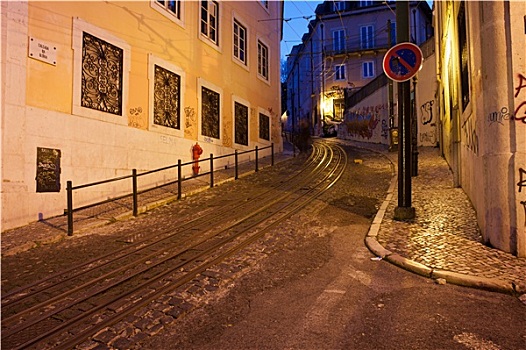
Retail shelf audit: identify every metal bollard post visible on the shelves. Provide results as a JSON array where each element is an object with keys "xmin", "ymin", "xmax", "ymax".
[
  {"xmin": 255, "ymin": 146, "xmax": 259, "ymax": 172},
  {"xmin": 67, "ymin": 180, "xmax": 73, "ymax": 236},
  {"xmin": 235, "ymin": 150, "xmax": 239, "ymax": 180},
  {"xmin": 177, "ymin": 159, "xmax": 182, "ymax": 200},
  {"xmin": 210, "ymin": 153, "xmax": 214, "ymax": 188},
  {"xmin": 132, "ymin": 169, "xmax": 138, "ymax": 217}
]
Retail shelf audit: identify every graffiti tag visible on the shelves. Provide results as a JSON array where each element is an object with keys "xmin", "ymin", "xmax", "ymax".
[
  {"xmin": 514, "ymin": 74, "xmax": 526, "ymax": 124},
  {"xmin": 420, "ymin": 100, "xmax": 434, "ymax": 125},
  {"xmin": 518, "ymin": 168, "xmax": 526, "ymax": 193}
]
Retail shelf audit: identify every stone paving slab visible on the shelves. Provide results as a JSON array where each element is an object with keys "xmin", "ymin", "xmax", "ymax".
[{"xmin": 355, "ymin": 142, "xmax": 526, "ymax": 296}]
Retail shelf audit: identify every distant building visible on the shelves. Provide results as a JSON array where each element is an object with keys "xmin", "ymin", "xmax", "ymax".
[
  {"xmin": 1, "ymin": 1, "xmax": 284, "ymax": 231},
  {"xmin": 284, "ymin": 0, "xmax": 432, "ymax": 137},
  {"xmin": 434, "ymin": 1, "xmax": 525, "ymax": 257}
]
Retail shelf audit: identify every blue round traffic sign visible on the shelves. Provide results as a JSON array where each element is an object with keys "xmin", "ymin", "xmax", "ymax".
[{"xmin": 383, "ymin": 42, "xmax": 423, "ymax": 82}]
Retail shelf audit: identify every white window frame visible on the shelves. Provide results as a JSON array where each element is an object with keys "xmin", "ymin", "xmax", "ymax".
[
  {"xmin": 258, "ymin": 107, "xmax": 271, "ymax": 144},
  {"xmin": 360, "ymin": 25, "xmax": 375, "ymax": 49},
  {"xmin": 200, "ymin": 0, "xmax": 220, "ymax": 47},
  {"xmin": 197, "ymin": 78, "xmax": 223, "ymax": 144},
  {"xmin": 72, "ymin": 18, "xmax": 130, "ymax": 125},
  {"xmin": 233, "ymin": 17, "xmax": 248, "ymax": 67},
  {"xmin": 335, "ymin": 64, "xmax": 346, "ymax": 81},
  {"xmin": 232, "ymin": 95, "xmax": 251, "ymax": 149},
  {"xmin": 332, "ymin": 29, "xmax": 345, "ymax": 52},
  {"xmin": 362, "ymin": 61, "xmax": 375, "ymax": 78},
  {"xmin": 151, "ymin": 0, "xmax": 184, "ymax": 28},
  {"xmin": 257, "ymin": 38, "xmax": 270, "ymax": 83},
  {"xmin": 148, "ymin": 54, "xmax": 185, "ymax": 138}
]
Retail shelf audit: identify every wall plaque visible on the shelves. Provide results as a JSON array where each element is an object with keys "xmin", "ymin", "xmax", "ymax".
[
  {"xmin": 28, "ymin": 36, "xmax": 57, "ymax": 66},
  {"xmin": 36, "ymin": 147, "xmax": 61, "ymax": 192}
]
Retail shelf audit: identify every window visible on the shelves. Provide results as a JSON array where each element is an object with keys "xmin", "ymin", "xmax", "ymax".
[
  {"xmin": 335, "ymin": 64, "xmax": 346, "ymax": 80},
  {"xmin": 334, "ymin": 1, "xmax": 345, "ymax": 11},
  {"xmin": 457, "ymin": 1, "xmax": 470, "ymax": 110},
  {"xmin": 234, "ymin": 102, "xmax": 249, "ymax": 146},
  {"xmin": 72, "ymin": 18, "xmax": 130, "ymax": 124},
  {"xmin": 153, "ymin": 65, "xmax": 181, "ymax": 129},
  {"xmin": 362, "ymin": 61, "xmax": 374, "ymax": 78},
  {"xmin": 333, "ymin": 99, "xmax": 345, "ymax": 121},
  {"xmin": 359, "ymin": 1, "xmax": 373, "ymax": 7},
  {"xmin": 360, "ymin": 25, "xmax": 374, "ymax": 49},
  {"xmin": 332, "ymin": 29, "xmax": 345, "ymax": 52},
  {"xmin": 259, "ymin": 112, "xmax": 270, "ymax": 141},
  {"xmin": 81, "ymin": 32, "xmax": 123, "ymax": 115},
  {"xmin": 258, "ymin": 40, "xmax": 269, "ymax": 80},
  {"xmin": 260, "ymin": 0, "xmax": 268, "ymax": 8},
  {"xmin": 201, "ymin": 0, "xmax": 218, "ymax": 45},
  {"xmin": 201, "ymin": 86, "xmax": 220, "ymax": 140},
  {"xmin": 148, "ymin": 55, "xmax": 185, "ymax": 137},
  {"xmin": 390, "ymin": 21, "xmax": 396, "ymax": 46},
  {"xmin": 154, "ymin": 0, "xmax": 180, "ymax": 19},
  {"xmin": 233, "ymin": 19, "xmax": 247, "ymax": 64}
]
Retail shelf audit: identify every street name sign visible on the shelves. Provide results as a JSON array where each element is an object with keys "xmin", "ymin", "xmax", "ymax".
[{"xmin": 383, "ymin": 42, "xmax": 423, "ymax": 82}]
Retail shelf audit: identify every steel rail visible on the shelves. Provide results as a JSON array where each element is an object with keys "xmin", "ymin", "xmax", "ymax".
[
  {"xmin": 2, "ymin": 145, "xmax": 336, "ymax": 348},
  {"xmin": 52, "ymin": 142, "xmax": 348, "ymax": 350},
  {"xmin": 2, "ymin": 147, "xmax": 323, "ymax": 307}
]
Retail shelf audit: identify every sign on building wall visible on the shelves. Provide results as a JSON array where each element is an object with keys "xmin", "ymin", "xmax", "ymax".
[
  {"xmin": 36, "ymin": 147, "xmax": 61, "ymax": 192},
  {"xmin": 28, "ymin": 37, "xmax": 57, "ymax": 66}
]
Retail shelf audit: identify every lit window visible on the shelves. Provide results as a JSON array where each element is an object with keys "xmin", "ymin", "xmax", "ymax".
[
  {"xmin": 362, "ymin": 61, "xmax": 374, "ymax": 78},
  {"xmin": 333, "ymin": 29, "xmax": 345, "ymax": 52},
  {"xmin": 233, "ymin": 19, "xmax": 247, "ymax": 64},
  {"xmin": 258, "ymin": 40, "xmax": 269, "ymax": 80},
  {"xmin": 335, "ymin": 64, "xmax": 346, "ymax": 80},
  {"xmin": 155, "ymin": 0, "xmax": 180, "ymax": 18},
  {"xmin": 201, "ymin": 0, "xmax": 219, "ymax": 45},
  {"xmin": 360, "ymin": 25, "xmax": 374, "ymax": 49}
]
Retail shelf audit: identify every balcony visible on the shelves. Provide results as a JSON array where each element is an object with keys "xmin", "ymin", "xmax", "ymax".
[{"xmin": 324, "ymin": 37, "xmax": 394, "ymax": 57}]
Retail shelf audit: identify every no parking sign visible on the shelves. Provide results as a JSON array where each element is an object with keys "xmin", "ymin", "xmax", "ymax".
[{"xmin": 383, "ymin": 42, "xmax": 423, "ymax": 82}]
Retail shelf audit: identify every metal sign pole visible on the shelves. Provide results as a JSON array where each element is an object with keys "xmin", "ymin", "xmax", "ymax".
[{"xmin": 394, "ymin": 1, "xmax": 415, "ymax": 220}]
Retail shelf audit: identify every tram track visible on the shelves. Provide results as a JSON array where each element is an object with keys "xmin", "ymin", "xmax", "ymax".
[{"xmin": 1, "ymin": 141, "xmax": 347, "ymax": 350}]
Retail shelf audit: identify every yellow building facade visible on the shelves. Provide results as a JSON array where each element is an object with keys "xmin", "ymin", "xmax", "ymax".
[{"xmin": 1, "ymin": 1, "xmax": 283, "ymax": 231}]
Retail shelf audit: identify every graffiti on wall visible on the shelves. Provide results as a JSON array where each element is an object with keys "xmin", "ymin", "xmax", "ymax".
[
  {"xmin": 344, "ymin": 103, "xmax": 387, "ymax": 140},
  {"xmin": 488, "ymin": 107, "xmax": 512, "ymax": 126},
  {"xmin": 518, "ymin": 168, "xmax": 526, "ymax": 193},
  {"xmin": 184, "ymin": 106, "xmax": 196, "ymax": 138},
  {"xmin": 129, "ymin": 106, "xmax": 145, "ymax": 129},
  {"xmin": 381, "ymin": 120, "xmax": 388, "ymax": 139},
  {"xmin": 420, "ymin": 130, "xmax": 436, "ymax": 145},
  {"xmin": 420, "ymin": 100, "xmax": 434, "ymax": 125},
  {"xmin": 462, "ymin": 116, "xmax": 479, "ymax": 155},
  {"xmin": 490, "ymin": 74, "xmax": 526, "ymax": 126},
  {"xmin": 514, "ymin": 73, "xmax": 526, "ymax": 124}
]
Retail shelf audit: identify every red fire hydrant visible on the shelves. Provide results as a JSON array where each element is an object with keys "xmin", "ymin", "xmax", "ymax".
[{"xmin": 192, "ymin": 142, "xmax": 203, "ymax": 175}]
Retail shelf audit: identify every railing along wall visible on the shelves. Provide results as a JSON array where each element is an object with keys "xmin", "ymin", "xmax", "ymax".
[{"xmin": 65, "ymin": 144, "xmax": 274, "ymax": 236}]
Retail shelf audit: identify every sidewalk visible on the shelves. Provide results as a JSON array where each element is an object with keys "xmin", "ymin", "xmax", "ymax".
[
  {"xmin": 356, "ymin": 142, "xmax": 526, "ymax": 296},
  {"xmin": 1, "ymin": 144, "xmax": 297, "ymax": 257}
]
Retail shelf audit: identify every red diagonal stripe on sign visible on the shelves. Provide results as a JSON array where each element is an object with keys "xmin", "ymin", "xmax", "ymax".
[{"xmin": 395, "ymin": 53, "xmax": 414, "ymax": 73}]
